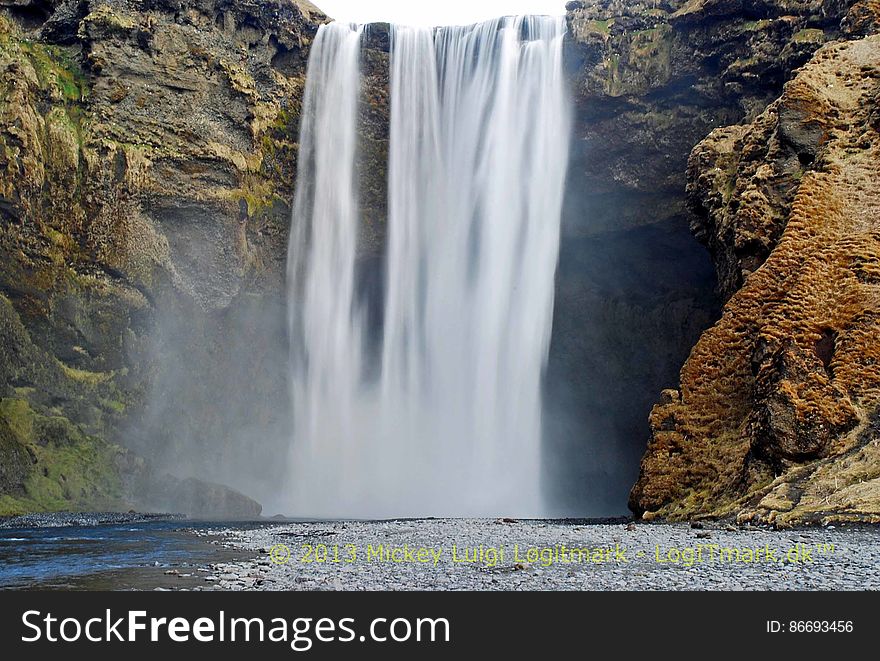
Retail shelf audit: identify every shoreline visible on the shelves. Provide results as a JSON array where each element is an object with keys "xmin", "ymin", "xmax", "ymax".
[
  {"xmin": 0, "ymin": 512, "xmax": 186, "ymax": 530},
  {"xmin": 1, "ymin": 515, "xmax": 878, "ymax": 590}
]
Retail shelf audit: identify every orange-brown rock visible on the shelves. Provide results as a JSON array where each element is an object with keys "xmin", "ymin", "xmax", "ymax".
[{"xmin": 631, "ymin": 34, "xmax": 880, "ymax": 525}]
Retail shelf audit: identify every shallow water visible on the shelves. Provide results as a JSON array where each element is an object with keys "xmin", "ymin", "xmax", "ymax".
[{"xmin": 0, "ymin": 519, "xmax": 255, "ymax": 590}]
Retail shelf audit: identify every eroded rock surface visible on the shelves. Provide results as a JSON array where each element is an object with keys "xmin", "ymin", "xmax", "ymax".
[
  {"xmin": 550, "ymin": 0, "xmax": 865, "ymax": 513},
  {"xmin": 632, "ymin": 32, "xmax": 880, "ymax": 525}
]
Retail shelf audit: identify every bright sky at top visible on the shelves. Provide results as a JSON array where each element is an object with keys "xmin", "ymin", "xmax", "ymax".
[{"xmin": 311, "ymin": 0, "xmax": 569, "ymax": 27}]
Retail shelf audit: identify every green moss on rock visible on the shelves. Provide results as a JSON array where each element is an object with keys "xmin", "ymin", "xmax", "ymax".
[
  {"xmin": 0, "ymin": 416, "xmax": 31, "ymax": 498},
  {"xmin": 20, "ymin": 40, "xmax": 89, "ymax": 103},
  {"xmin": 588, "ymin": 19, "xmax": 613, "ymax": 35},
  {"xmin": 0, "ymin": 397, "xmax": 124, "ymax": 515},
  {"xmin": 0, "ymin": 398, "xmax": 35, "ymax": 444},
  {"xmin": 79, "ymin": 5, "xmax": 138, "ymax": 38},
  {"xmin": 792, "ymin": 28, "xmax": 826, "ymax": 43}
]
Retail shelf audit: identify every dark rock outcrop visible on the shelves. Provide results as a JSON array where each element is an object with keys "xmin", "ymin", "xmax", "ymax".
[
  {"xmin": 564, "ymin": 0, "xmax": 859, "ymax": 236},
  {"xmin": 132, "ymin": 472, "xmax": 263, "ymax": 519}
]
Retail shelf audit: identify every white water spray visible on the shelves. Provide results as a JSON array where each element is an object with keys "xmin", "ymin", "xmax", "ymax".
[{"xmin": 285, "ymin": 17, "xmax": 570, "ymax": 518}]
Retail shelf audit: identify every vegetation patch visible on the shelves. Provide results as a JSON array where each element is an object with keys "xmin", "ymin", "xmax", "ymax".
[
  {"xmin": 81, "ymin": 6, "xmax": 138, "ymax": 36},
  {"xmin": 588, "ymin": 19, "xmax": 612, "ymax": 35},
  {"xmin": 0, "ymin": 398, "xmax": 124, "ymax": 515},
  {"xmin": 56, "ymin": 360, "xmax": 114, "ymax": 386},
  {"xmin": 20, "ymin": 40, "xmax": 89, "ymax": 104},
  {"xmin": 792, "ymin": 28, "xmax": 825, "ymax": 43},
  {"xmin": 0, "ymin": 398, "xmax": 35, "ymax": 444}
]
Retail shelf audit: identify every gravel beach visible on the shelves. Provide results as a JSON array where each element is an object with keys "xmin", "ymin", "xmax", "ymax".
[{"xmin": 195, "ymin": 519, "xmax": 880, "ymax": 591}]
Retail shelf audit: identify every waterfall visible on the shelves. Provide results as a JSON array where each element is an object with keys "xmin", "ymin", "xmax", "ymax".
[
  {"xmin": 285, "ymin": 17, "xmax": 570, "ymax": 518},
  {"xmin": 286, "ymin": 22, "xmax": 366, "ymax": 515}
]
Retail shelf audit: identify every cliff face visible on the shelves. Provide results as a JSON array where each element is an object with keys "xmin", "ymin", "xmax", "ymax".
[
  {"xmin": 564, "ymin": 0, "xmax": 858, "ymax": 236},
  {"xmin": 0, "ymin": 0, "xmax": 326, "ymax": 516},
  {"xmin": 550, "ymin": 0, "xmax": 867, "ymax": 512},
  {"xmin": 631, "ymin": 9, "xmax": 880, "ymax": 524}
]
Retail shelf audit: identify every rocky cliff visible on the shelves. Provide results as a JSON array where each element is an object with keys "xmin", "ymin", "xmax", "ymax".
[
  {"xmin": 631, "ymin": 16, "xmax": 880, "ymax": 525},
  {"xmin": 553, "ymin": 0, "xmax": 874, "ymax": 513},
  {"xmin": 0, "ymin": 0, "xmax": 327, "ymax": 516}
]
